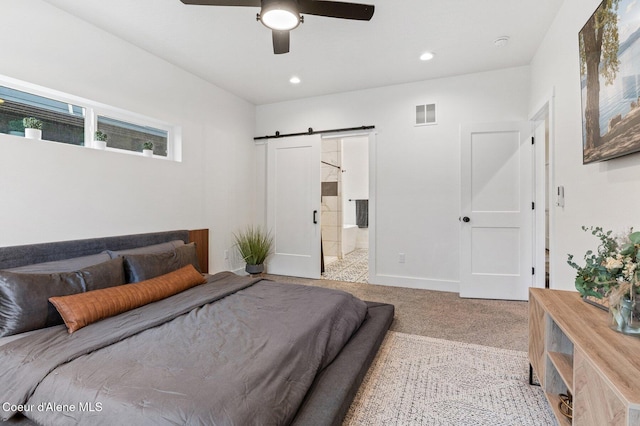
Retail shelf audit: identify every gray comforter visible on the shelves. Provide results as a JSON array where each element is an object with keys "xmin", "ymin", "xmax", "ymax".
[{"xmin": 0, "ymin": 272, "xmax": 367, "ymax": 425}]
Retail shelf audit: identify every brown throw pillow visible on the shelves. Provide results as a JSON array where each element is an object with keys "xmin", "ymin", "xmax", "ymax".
[{"xmin": 49, "ymin": 265, "xmax": 206, "ymax": 334}]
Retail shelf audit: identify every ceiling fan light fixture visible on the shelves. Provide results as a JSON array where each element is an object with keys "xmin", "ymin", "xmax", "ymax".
[{"xmin": 259, "ymin": 0, "xmax": 301, "ymax": 31}]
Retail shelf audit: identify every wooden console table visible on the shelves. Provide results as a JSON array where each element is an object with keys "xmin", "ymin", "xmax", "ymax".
[{"xmin": 529, "ymin": 288, "xmax": 640, "ymax": 425}]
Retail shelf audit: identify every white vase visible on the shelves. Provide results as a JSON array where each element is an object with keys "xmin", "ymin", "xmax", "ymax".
[
  {"xmin": 94, "ymin": 140, "xmax": 107, "ymax": 150},
  {"xmin": 25, "ymin": 128, "xmax": 42, "ymax": 140},
  {"xmin": 142, "ymin": 149, "xmax": 153, "ymax": 157}
]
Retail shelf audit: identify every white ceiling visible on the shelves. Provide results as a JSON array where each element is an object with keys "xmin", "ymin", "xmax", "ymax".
[{"xmin": 42, "ymin": 0, "xmax": 564, "ymax": 105}]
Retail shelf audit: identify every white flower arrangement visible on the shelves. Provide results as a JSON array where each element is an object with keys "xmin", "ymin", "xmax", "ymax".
[
  {"xmin": 567, "ymin": 226, "xmax": 640, "ymax": 300},
  {"xmin": 568, "ymin": 226, "xmax": 640, "ymax": 333}
]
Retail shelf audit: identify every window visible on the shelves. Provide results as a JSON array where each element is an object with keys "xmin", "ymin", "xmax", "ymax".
[
  {"xmin": 0, "ymin": 86, "xmax": 85, "ymax": 145},
  {"xmin": 97, "ymin": 116, "xmax": 168, "ymax": 157},
  {"xmin": 0, "ymin": 76, "xmax": 179, "ymax": 160}
]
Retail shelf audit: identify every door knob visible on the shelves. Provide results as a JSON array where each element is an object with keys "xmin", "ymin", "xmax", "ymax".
[{"xmin": 462, "ymin": 216, "xmax": 470, "ymax": 223}]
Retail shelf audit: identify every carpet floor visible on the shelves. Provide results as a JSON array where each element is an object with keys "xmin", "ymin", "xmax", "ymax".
[
  {"xmin": 263, "ymin": 274, "xmax": 529, "ymax": 352},
  {"xmin": 261, "ymin": 275, "xmax": 552, "ymax": 425},
  {"xmin": 344, "ymin": 332, "xmax": 555, "ymax": 426}
]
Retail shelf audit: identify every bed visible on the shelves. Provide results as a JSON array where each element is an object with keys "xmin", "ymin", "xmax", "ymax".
[{"xmin": 0, "ymin": 230, "xmax": 394, "ymax": 425}]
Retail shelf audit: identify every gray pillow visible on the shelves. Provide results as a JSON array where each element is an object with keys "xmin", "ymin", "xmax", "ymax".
[
  {"xmin": 0, "ymin": 258, "xmax": 126, "ymax": 337},
  {"xmin": 123, "ymin": 243, "xmax": 200, "ymax": 283},
  {"xmin": 0, "ymin": 270, "xmax": 85, "ymax": 337},
  {"xmin": 107, "ymin": 240, "xmax": 185, "ymax": 258},
  {"xmin": 7, "ymin": 252, "xmax": 112, "ymax": 273},
  {"xmin": 176, "ymin": 243, "xmax": 201, "ymax": 273},
  {"xmin": 80, "ymin": 257, "xmax": 126, "ymax": 292}
]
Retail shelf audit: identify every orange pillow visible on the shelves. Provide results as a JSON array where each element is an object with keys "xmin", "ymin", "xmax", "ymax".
[{"xmin": 49, "ymin": 264, "xmax": 206, "ymax": 333}]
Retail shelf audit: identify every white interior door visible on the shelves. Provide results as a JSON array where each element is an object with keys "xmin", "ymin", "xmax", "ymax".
[
  {"xmin": 267, "ymin": 135, "xmax": 321, "ymax": 278},
  {"xmin": 460, "ymin": 122, "xmax": 532, "ymax": 300}
]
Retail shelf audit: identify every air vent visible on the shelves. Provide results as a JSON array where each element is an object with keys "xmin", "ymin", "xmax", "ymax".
[{"xmin": 415, "ymin": 103, "xmax": 437, "ymax": 126}]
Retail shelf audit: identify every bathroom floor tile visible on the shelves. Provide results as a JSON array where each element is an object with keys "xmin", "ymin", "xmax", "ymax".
[{"xmin": 322, "ymin": 249, "xmax": 368, "ymax": 283}]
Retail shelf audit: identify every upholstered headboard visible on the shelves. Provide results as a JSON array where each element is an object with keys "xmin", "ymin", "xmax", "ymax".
[{"xmin": 0, "ymin": 230, "xmax": 191, "ymax": 270}]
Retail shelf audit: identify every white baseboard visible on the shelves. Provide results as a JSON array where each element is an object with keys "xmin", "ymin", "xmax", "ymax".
[{"xmin": 369, "ymin": 274, "xmax": 460, "ymax": 293}]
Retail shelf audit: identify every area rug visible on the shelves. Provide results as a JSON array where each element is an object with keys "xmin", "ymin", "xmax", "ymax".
[{"xmin": 343, "ymin": 332, "xmax": 556, "ymax": 426}]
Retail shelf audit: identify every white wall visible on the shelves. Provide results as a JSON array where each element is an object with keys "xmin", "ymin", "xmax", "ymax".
[
  {"xmin": 256, "ymin": 67, "xmax": 530, "ymax": 291},
  {"xmin": 530, "ymin": 0, "xmax": 640, "ymax": 291},
  {"xmin": 0, "ymin": 0, "xmax": 256, "ymax": 273}
]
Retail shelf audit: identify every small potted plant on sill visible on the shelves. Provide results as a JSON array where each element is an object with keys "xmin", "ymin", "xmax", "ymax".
[
  {"xmin": 567, "ymin": 226, "xmax": 640, "ymax": 335},
  {"xmin": 233, "ymin": 226, "xmax": 274, "ymax": 275},
  {"xmin": 94, "ymin": 130, "xmax": 108, "ymax": 150},
  {"xmin": 142, "ymin": 141, "xmax": 154, "ymax": 157},
  {"xmin": 23, "ymin": 117, "xmax": 42, "ymax": 140}
]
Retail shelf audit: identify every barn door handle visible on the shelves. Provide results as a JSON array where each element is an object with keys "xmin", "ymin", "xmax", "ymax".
[{"xmin": 313, "ymin": 210, "xmax": 318, "ymax": 224}]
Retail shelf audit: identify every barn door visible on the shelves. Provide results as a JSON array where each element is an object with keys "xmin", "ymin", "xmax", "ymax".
[{"xmin": 266, "ymin": 135, "xmax": 321, "ymax": 278}]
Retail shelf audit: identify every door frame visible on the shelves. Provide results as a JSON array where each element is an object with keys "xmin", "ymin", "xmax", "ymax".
[
  {"xmin": 320, "ymin": 131, "xmax": 377, "ymax": 282},
  {"xmin": 530, "ymin": 90, "xmax": 555, "ymax": 289}
]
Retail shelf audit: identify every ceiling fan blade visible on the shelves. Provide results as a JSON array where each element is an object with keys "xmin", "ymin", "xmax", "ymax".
[
  {"xmin": 180, "ymin": 0, "xmax": 260, "ymax": 6},
  {"xmin": 298, "ymin": 0, "xmax": 374, "ymax": 20},
  {"xmin": 272, "ymin": 30, "xmax": 290, "ymax": 54}
]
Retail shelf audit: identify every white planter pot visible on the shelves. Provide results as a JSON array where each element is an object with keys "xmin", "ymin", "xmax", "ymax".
[
  {"xmin": 25, "ymin": 128, "xmax": 42, "ymax": 140},
  {"xmin": 142, "ymin": 149, "xmax": 153, "ymax": 157},
  {"xmin": 94, "ymin": 140, "xmax": 107, "ymax": 150}
]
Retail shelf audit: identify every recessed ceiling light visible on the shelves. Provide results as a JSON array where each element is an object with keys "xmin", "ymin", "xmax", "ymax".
[
  {"xmin": 420, "ymin": 52, "xmax": 435, "ymax": 61},
  {"xmin": 289, "ymin": 76, "xmax": 301, "ymax": 84},
  {"xmin": 494, "ymin": 36, "xmax": 510, "ymax": 47}
]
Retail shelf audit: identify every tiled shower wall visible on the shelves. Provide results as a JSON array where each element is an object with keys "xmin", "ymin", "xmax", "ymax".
[{"xmin": 321, "ymin": 139, "xmax": 341, "ymax": 257}]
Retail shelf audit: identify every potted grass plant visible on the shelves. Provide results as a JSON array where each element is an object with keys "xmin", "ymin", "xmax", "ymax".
[
  {"xmin": 23, "ymin": 117, "xmax": 42, "ymax": 140},
  {"xmin": 233, "ymin": 226, "xmax": 274, "ymax": 274}
]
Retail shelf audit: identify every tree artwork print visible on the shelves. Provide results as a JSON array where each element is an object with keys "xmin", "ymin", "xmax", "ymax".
[{"xmin": 580, "ymin": 0, "xmax": 640, "ymax": 163}]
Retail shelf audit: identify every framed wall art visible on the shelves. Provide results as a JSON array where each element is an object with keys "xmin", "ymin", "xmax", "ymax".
[{"xmin": 580, "ymin": 0, "xmax": 640, "ymax": 163}]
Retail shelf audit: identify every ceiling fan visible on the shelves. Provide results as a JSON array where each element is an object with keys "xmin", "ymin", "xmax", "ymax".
[{"xmin": 180, "ymin": 0, "xmax": 375, "ymax": 54}]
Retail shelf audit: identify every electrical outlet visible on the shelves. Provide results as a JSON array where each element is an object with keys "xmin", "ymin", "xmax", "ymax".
[
  {"xmin": 398, "ymin": 253, "xmax": 405, "ymax": 263},
  {"xmin": 224, "ymin": 250, "xmax": 229, "ymax": 260}
]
